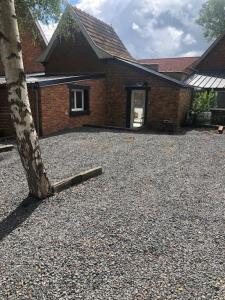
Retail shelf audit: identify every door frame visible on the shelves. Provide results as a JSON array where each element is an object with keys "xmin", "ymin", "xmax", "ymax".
[{"xmin": 126, "ymin": 86, "xmax": 150, "ymax": 129}]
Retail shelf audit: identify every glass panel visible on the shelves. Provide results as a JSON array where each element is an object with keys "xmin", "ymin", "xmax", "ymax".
[
  {"xmin": 132, "ymin": 90, "xmax": 146, "ymax": 107},
  {"xmin": 131, "ymin": 90, "xmax": 146, "ymax": 128},
  {"xmin": 76, "ymin": 91, "xmax": 83, "ymax": 109}
]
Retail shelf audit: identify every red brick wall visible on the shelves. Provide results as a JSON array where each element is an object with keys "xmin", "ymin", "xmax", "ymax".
[
  {"xmin": 0, "ymin": 31, "xmax": 45, "ymax": 75},
  {"xmin": 40, "ymin": 79, "xmax": 107, "ymax": 135},
  {"xmin": 0, "ymin": 87, "xmax": 37, "ymax": 136},
  {"xmin": 196, "ymin": 36, "xmax": 225, "ymax": 71},
  {"xmin": 106, "ymin": 62, "xmax": 191, "ymax": 129}
]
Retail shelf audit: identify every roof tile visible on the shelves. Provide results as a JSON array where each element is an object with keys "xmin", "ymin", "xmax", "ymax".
[
  {"xmin": 138, "ymin": 57, "xmax": 199, "ymax": 73},
  {"xmin": 73, "ymin": 7, "xmax": 134, "ymax": 61}
]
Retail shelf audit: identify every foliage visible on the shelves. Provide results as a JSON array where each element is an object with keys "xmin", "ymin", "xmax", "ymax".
[
  {"xmin": 192, "ymin": 90, "xmax": 216, "ymax": 114},
  {"xmin": 196, "ymin": 0, "xmax": 225, "ymax": 41},
  {"xmin": 57, "ymin": 7, "xmax": 79, "ymax": 41},
  {"xmin": 15, "ymin": 1, "xmax": 78, "ymax": 41},
  {"xmin": 15, "ymin": 0, "xmax": 63, "ymax": 25}
]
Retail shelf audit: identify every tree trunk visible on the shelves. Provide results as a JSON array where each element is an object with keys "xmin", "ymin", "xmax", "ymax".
[{"xmin": 0, "ymin": 0, "xmax": 52, "ymax": 199}]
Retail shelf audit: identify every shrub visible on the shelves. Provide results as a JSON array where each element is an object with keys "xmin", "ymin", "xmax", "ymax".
[{"xmin": 192, "ymin": 90, "xmax": 216, "ymax": 115}]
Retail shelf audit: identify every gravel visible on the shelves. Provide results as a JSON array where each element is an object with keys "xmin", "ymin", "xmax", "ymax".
[{"xmin": 1, "ymin": 128, "xmax": 225, "ymax": 299}]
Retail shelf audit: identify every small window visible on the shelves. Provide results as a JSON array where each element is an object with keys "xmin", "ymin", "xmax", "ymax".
[
  {"xmin": 71, "ymin": 89, "xmax": 84, "ymax": 112},
  {"xmin": 69, "ymin": 85, "xmax": 90, "ymax": 116}
]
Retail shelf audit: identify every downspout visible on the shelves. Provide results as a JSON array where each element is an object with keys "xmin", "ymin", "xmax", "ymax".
[{"xmin": 32, "ymin": 84, "xmax": 41, "ymax": 136}]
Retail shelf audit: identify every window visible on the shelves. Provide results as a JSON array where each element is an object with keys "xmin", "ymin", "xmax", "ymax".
[
  {"xmin": 71, "ymin": 89, "xmax": 84, "ymax": 112},
  {"xmin": 69, "ymin": 85, "xmax": 90, "ymax": 116}
]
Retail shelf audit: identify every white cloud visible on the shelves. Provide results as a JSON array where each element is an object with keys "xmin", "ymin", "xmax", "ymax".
[
  {"xmin": 183, "ymin": 33, "xmax": 196, "ymax": 45},
  {"xmin": 76, "ymin": 0, "xmax": 107, "ymax": 15},
  {"xmin": 132, "ymin": 23, "xmax": 140, "ymax": 31},
  {"xmin": 75, "ymin": 0, "xmax": 210, "ymax": 58},
  {"xmin": 179, "ymin": 50, "xmax": 202, "ymax": 57}
]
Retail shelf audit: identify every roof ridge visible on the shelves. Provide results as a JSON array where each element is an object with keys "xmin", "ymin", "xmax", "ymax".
[
  {"xmin": 73, "ymin": 6, "xmax": 114, "ymax": 29},
  {"xmin": 72, "ymin": 5, "xmax": 134, "ymax": 61}
]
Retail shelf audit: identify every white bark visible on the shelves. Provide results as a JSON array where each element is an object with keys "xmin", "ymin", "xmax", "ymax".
[{"xmin": 0, "ymin": 0, "xmax": 52, "ymax": 199}]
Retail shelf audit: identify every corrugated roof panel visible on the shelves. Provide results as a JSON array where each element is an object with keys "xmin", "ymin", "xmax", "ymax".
[
  {"xmin": 217, "ymin": 79, "xmax": 225, "ymax": 89},
  {"xmin": 194, "ymin": 75, "xmax": 208, "ymax": 87},
  {"xmin": 186, "ymin": 73, "xmax": 225, "ymax": 89},
  {"xmin": 211, "ymin": 77, "xmax": 223, "ymax": 88},
  {"xmin": 202, "ymin": 76, "xmax": 217, "ymax": 88},
  {"xmin": 200, "ymin": 76, "xmax": 216, "ymax": 88},
  {"xmin": 186, "ymin": 74, "xmax": 197, "ymax": 84},
  {"xmin": 191, "ymin": 75, "xmax": 204, "ymax": 86}
]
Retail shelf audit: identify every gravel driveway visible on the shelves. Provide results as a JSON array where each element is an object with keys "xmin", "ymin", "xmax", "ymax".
[{"xmin": 1, "ymin": 128, "xmax": 225, "ymax": 299}]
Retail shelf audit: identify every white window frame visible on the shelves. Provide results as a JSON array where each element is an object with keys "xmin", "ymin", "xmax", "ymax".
[{"xmin": 71, "ymin": 89, "xmax": 84, "ymax": 112}]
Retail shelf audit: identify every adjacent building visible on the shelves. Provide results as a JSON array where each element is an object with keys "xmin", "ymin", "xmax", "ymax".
[
  {"xmin": 138, "ymin": 57, "xmax": 199, "ymax": 80},
  {"xmin": 187, "ymin": 32, "xmax": 225, "ymax": 125}
]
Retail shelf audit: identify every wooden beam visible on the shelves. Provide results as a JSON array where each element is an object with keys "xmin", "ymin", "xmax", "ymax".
[
  {"xmin": 53, "ymin": 167, "xmax": 102, "ymax": 194},
  {"xmin": 0, "ymin": 144, "xmax": 14, "ymax": 153}
]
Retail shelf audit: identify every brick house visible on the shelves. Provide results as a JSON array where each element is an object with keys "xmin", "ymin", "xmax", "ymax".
[
  {"xmin": 138, "ymin": 57, "xmax": 199, "ymax": 80},
  {"xmin": 0, "ymin": 18, "xmax": 47, "ymax": 136},
  {"xmin": 0, "ymin": 6, "xmax": 192, "ymax": 137},
  {"xmin": 187, "ymin": 32, "xmax": 225, "ymax": 124},
  {"xmin": 0, "ymin": 20, "xmax": 47, "ymax": 75}
]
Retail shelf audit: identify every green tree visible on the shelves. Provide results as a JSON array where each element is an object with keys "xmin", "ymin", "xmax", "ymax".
[
  {"xmin": 0, "ymin": 0, "xmax": 66, "ymax": 199},
  {"xmin": 197, "ymin": 0, "xmax": 225, "ymax": 41}
]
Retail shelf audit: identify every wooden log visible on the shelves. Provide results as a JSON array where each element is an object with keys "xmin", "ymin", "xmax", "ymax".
[
  {"xmin": 218, "ymin": 126, "xmax": 224, "ymax": 134},
  {"xmin": 0, "ymin": 144, "xmax": 14, "ymax": 153},
  {"xmin": 53, "ymin": 167, "xmax": 102, "ymax": 194}
]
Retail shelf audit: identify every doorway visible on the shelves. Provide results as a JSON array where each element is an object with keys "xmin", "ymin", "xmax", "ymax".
[{"xmin": 127, "ymin": 88, "xmax": 148, "ymax": 129}]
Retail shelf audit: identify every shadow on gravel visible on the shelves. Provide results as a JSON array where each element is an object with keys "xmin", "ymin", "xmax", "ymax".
[{"xmin": 0, "ymin": 196, "xmax": 42, "ymax": 241}]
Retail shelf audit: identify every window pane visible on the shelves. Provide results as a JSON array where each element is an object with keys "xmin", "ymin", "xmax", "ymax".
[{"xmin": 76, "ymin": 91, "xmax": 83, "ymax": 109}]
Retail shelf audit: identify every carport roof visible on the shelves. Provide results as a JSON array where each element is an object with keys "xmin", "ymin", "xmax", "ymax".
[{"xmin": 0, "ymin": 73, "xmax": 105, "ymax": 87}]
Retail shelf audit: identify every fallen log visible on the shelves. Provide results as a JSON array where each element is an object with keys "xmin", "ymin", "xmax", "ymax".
[{"xmin": 218, "ymin": 126, "xmax": 224, "ymax": 134}]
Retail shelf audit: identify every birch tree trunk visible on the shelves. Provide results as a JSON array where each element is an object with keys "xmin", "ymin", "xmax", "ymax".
[{"xmin": 0, "ymin": 0, "xmax": 52, "ymax": 199}]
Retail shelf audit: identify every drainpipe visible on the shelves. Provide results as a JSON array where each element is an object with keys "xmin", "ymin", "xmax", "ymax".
[{"xmin": 32, "ymin": 84, "xmax": 41, "ymax": 136}]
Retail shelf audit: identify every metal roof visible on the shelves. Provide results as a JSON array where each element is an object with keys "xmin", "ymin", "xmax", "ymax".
[
  {"xmin": 186, "ymin": 73, "xmax": 225, "ymax": 89},
  {"xmin": 0, "ymin": 73, "xmax": 105, "ymax": 87}
]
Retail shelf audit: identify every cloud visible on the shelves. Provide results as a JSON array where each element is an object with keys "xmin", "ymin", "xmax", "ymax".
[
  {"xmin": 76, "ymin": 0, "xmax": 210, "ymax": 58},
  {"xmin": 179, "ymin": 50, "xmax": 202, "ymax": 57},
  {"xmin": 183, "ymin": 33, "xmax": 196, "ymax": 45}
]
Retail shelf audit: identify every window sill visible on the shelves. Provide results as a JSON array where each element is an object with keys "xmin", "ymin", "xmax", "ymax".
[{"xmin": 70, "ymin": 110, "xmax": 90, "ymax": 117}]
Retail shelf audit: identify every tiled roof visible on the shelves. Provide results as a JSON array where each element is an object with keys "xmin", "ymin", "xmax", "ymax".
[
  {"xmin": 138, "ymin": 57, "xmax": 199, "ymax": 73},
  {"xmin": 73, "ymin": 7, "xmax": 134, "ymax": 61}
]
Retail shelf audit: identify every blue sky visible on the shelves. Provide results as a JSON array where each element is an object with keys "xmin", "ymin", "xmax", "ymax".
[{"xmin": 44, "ymin": 0, "xmax": 211, "ymax": 59}]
